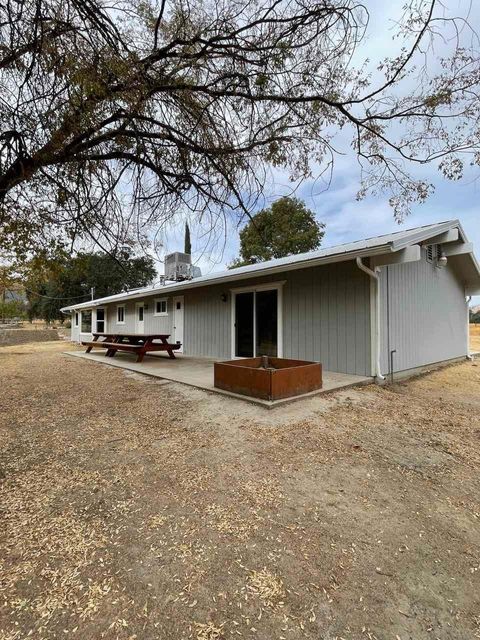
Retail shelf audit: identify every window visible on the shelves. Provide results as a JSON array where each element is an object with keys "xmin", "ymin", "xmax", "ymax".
[
  {"xmin": 80, "ymin": 310, "xmax": 92, "ymax": 333},
  {"xmin": 96, "ymin": 308, "xmax": 105, "ymax": 333},
  {"xmin": 117, "ymin": 305, "xmax": 125, "ymax": 324},
  {"xmin": 74, "ymin": 312, "xmax": 79, "ymax": 327},
  {"xmin": 154, "ymin": 298, "xmax": 168, "ymax": 316}
]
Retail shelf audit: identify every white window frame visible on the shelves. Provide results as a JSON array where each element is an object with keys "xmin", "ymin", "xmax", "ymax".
[
  {"xmin": 230, "ymin": 281, "xmax": 285, "ymax": 359},
  {"xmin": 116, "ymin": 304, "xmax": 126, "ymax": 325},
  {"xmin": 154, "ymin": 297, "xmax": 169, "ymax": 317},
  {"xmin": 95, "ymin": 307, "xmax": 107, "ymax": 334},
  {"xmin": 74, "ymin": 312, "xmax": 79, "ymax": 327},
  {"xmin": 79, "ymin": 309, "xmax": 93, "ymax": 335}
]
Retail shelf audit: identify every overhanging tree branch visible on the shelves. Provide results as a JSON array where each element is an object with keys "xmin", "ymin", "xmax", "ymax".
[{"xmin": 0, "ymin": 0, "xmax": 479, "ymax": 260}]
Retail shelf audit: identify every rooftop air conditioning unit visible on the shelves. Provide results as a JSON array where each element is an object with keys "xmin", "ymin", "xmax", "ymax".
[{"xmin": 164, "ymin": 252, "xmax": 192, "ymax": 281}]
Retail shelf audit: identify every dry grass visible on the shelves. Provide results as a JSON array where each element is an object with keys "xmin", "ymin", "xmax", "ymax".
[
  {"xmin": 246, "ymin": 569, "xmax": 285, "ymax": 608},
  {"xmin": 470, "ymin": 323, "xmax": 480, "ymax": 352},
  {"xmin": 1, "ymin": 341, "xmax": 479, "ymax": 640},
  {"xmin": 194, "ymin": 621, "xmax": 225, "ymax": 640}
]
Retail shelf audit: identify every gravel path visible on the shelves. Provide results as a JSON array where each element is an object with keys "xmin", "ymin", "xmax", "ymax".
[{"xmin": 1, "ymin": 342, "xmax": 479, "ymax": 640}]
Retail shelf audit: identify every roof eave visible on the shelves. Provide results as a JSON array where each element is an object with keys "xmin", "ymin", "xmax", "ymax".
[
  {"xmin": 390, "ymin": 219, "xmax": 461, "ymax": 250},
  {"xmin": 61, "ymin": 219, "xmax": 480, "ymax": 313},
  {"xmin": 61, "ymin": 242, "xmax": 395, "ymax": 312}
]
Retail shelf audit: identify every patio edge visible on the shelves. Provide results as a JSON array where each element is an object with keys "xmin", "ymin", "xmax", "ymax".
[{"xmin": 63, "ymin": 350, "xmax": 373, "ymax": 408}]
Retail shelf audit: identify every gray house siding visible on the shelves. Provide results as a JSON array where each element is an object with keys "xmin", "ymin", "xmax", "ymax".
[
  {"xmin": 379, "ymin": 248, "xmax": 468, "ymax": 374},
  {"xmin": 72, "ymin": 260, "xmax": 372, "ymax": 376},
  {"xmin": 183, "ymin": 282, "xmax": 233, "ymax": 359},
  {"xmin": 106, "ymin": 300, "xmax": 174, "ymax": 335},
  {"xmin": 282, "ymin": 261, "xmax": 370, "ymax": 375},
  {"xmin": 183, "ymin": 261, "xmax": 371, "ymax": 374},
  {"xmin": 71, "ymin": 299, "xmax": 174, "ymax": 342}
]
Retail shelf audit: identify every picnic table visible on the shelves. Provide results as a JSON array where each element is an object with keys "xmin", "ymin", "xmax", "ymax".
[{"xmin": 81, "ymin": 332, "xmax": 181, "ymax": 363}]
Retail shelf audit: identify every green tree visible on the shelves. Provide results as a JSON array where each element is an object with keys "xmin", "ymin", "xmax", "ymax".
[
  {"xmin": 184, "ymin": 223, "xmax": 192, "ymax": 255},
  {"xmin": 231, "ymin": 197, "xmax": 325, "ymax": 267},
  {"xmin": 0, "ymin": 266, "xmax": 17, "ymax": 294},
  {"xmin": 25, "ymin": 251, "xmax": 157, "ymax": 322},
  {"xmin": 0, "ymin": 300, "xmax": 25, "ymax": 320}
]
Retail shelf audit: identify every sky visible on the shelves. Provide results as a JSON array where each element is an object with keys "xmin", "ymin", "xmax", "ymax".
[{"xmin": 161, "ymin": 0, "xmax": 480, "ymax": 304}]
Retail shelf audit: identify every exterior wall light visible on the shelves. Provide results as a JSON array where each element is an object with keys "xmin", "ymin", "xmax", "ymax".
[
  {"xmin": 437, "ymin": 247, "xmax": 448, "ymax": 268},
  {"xmin": 220, "ymin": 293, "xmax": 228, "ymax": 302}
]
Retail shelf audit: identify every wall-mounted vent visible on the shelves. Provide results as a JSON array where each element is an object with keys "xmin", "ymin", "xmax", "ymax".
[{"xmin": 426, "ymin": 244, "xmax": 444, "ymax": 265}]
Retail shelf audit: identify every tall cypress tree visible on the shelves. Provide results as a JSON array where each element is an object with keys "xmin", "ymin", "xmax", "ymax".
[{"xmin": 184, "ymin": 222, "xmax": 192, "ymax": 255}]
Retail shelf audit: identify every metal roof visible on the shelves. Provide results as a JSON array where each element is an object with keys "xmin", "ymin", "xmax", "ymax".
[{"xmin": 61, "ymin": 219, "xmax": 480, "ymax": 311}]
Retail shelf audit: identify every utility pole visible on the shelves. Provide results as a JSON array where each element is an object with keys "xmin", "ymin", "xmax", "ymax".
[{"xmin": 90, "ymin": 287, "xmax": 95, "ymax": 301}]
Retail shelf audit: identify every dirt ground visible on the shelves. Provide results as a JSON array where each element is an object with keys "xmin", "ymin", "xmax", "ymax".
[{"xmin": 0, "ymin": 340, "xmax": 479, "ymax": 640}]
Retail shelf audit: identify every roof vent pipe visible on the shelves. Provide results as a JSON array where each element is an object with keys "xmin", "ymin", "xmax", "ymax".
[{"xmin": 356, "ymin": 257, "xmax": 385, "ymax": 381}]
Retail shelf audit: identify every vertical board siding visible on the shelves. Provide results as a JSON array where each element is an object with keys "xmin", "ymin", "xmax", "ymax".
[
  {"xmin": 379, "ymin": 250, "xmax": 468, "ymax": 373},
  {"xmin": 282, "ymin": 261, "xmax": 371, "ymax": 375},
  {"xmin": 73, "ymin": 260, "xmax": 371, "ymax": 375},
  {"xmin": 184, "ymin": 283, "xmax": 231, "ymax": 358},
  {"xmin": 104, "ymin": 300, "xmax": 174, "ymax": 335}
]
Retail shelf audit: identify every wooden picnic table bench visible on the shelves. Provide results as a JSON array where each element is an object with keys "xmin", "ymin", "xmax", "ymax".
[{"xmin": 81, "ymin": 332, "xmax": 181, "ymax": 363}]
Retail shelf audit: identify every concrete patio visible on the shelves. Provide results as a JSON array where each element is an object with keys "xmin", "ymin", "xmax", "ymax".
[{"xmin": 65, "ymin": 350, "xmax": 372, "ymax": 407}]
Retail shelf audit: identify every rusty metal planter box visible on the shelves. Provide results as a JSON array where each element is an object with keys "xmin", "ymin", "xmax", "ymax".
[{"xmin": 214, "ymin": 357, "xmax": 323, "ymax": 401}]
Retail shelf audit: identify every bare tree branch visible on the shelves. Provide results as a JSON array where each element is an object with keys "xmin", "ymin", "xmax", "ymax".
[{"xmin": 0, "ymin": 0, "xmax": 479, "ymax": 260}]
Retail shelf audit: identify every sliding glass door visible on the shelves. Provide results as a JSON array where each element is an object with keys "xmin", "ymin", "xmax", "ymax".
[
  {"xmin": 255, "ymin": 289, "xmax": 278, "ymax": 357},
  {"xmin": 233, "ymin": 286, "xmax": 281, "ymax": 358},
  {"xmin": 235, "ymin": 292, "xmax": 254, "ymax": 357}
]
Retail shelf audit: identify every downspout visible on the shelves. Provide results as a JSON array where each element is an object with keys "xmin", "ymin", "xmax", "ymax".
[
  {"xmin": 356, "ymin": 257, "xmax": 385, "ymax": 381},
  {"xmin": 466, "ymin": 295, "xmax": 473, "ymax": 360}
]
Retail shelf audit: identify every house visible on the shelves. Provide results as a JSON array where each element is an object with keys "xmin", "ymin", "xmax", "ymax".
[{"xmin": 62, "ymin": 220, "xmax": 480, "ymax": 380}]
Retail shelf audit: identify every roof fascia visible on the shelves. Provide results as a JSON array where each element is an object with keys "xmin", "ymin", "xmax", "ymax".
[
  {"xmin": 61, "ymin": 242, "xmax": 394, "ymax": 312},
  {"xmin": 466, "ymin": 251, "xmax": 480, "ymax": 281},
  {"xmin": 63, "ymin": 219, "xmax": 480, "ymax": 312},
  {"xmin": 390, "ymin": 220, "xmax": 480, "ymax": 284},
  {"xmin": 390, "ymin": 220, "xmax": 460, "ymax": 250}
]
